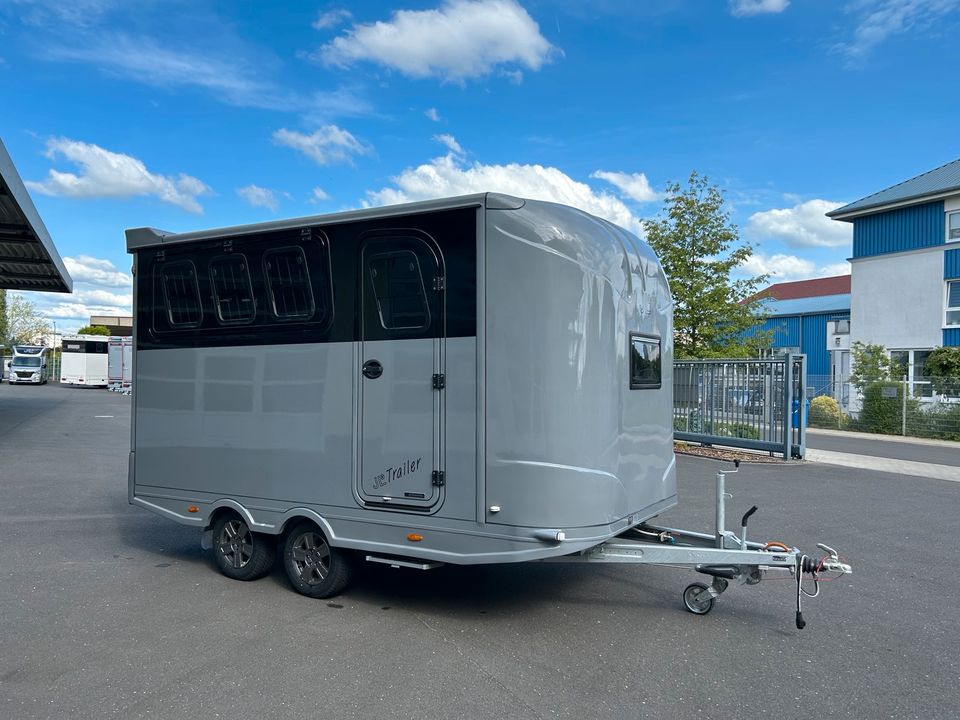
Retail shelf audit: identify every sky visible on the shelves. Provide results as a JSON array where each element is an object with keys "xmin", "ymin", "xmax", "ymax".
[{"xmin": 2, "ymin": 0, "xmax": 959, "ymax": 332}]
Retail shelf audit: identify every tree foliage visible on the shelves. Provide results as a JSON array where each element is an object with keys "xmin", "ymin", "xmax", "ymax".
[
  {"xmin": 0, "ymin": 289, "xmax": 7, "ymax": 346},
  {"xmin": 849, "ymin": 341, "xmax": 892, "ymax": 389},
  {"xmin": 924, "ymin": 346, "xmax": 960, "ymax": 397},
  {"xmin": 3, "ymin": 293, "xmax": 51, "ymax": 346},
  {"xmin": 77, "ymin": 325, "xmax": 111, "ymax": 336},
  {"xmin": 643, "ymin": 171, "xmax": 769, "ymax": 359}
]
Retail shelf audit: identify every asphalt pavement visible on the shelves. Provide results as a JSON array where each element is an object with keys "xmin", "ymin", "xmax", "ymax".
[
  {"xmin": 806, "ymin": 429, "xmax": 959, "ymax": 466},
  {"xmin": 2, "ymin": 383, "xmax": 959, "ymax": 719}
]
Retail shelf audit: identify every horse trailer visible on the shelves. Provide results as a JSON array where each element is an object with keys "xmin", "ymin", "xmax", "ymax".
[
  {"xmin": 126, "ymin": 194, "xmax": 849, "ymax": 625},
  {"xmin": 61, "ymin": 335, "xmax": 109, "ymax": 387}
]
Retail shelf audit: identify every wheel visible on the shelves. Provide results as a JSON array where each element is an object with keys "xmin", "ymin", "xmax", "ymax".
[
  {"xmin": 211, "ymin": 513, "xmax": 275, "ymax": 581},
  {"xmin": 282, "ymin": 521, "xmax": 353, "ymax": 599},
  {"xmin": 682, "ymin": 582, "xmax": 715, "ymax": 615}
]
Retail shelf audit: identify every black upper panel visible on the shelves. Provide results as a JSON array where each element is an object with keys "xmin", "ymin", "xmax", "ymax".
[{"xmin": 135, "ymin": 207, "xmax": 477, "ymax": 350}]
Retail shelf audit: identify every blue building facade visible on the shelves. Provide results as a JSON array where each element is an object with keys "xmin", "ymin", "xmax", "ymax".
[{"xmin": 751, "ymin": 293, "xmax": 851, "ymax": 388}]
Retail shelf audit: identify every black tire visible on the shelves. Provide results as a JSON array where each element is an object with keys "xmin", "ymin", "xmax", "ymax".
[
  {"xmin": 682, "ymin": 582, "xmax": 715, "ymax": 615},
  {"xmin": 211, "ymin": 512, "xmax": 276, "ymax": 581},
  {"xmin": 282, "ymin": 521, "xmax": 353, "ymax": 599}
]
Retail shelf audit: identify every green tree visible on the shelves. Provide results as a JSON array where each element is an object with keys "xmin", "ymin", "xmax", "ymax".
[
  {"xmin": 3, "ymin": 293, "xmax": 51, "ymax": 345},
  {"xmin": 849, "ymin": 341, "xmax": 891, "ymax": 389},
  {"xmin": 76, "ymin": 325, "xmax": 111, "ymax": 336},
  {"xmin": 924, "ymin": 346, "xmax": 960, "ymax": 397},
  {"xmin": 643, "ymin": 171, "xmax": 769, "ymax": 358},
  {"xmin": 0, "ymin": 289, "xmax": 7, "ymax": 347}
]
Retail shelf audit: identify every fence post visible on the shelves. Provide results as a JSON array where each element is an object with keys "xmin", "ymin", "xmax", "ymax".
[{"xmin": 901, "ymin": 373, "xmax": 908, "ymax": 436}]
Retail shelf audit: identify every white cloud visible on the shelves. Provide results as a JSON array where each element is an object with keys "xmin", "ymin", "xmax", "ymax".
[
  {"xmin": 19, "ymin": 253, "xmax": 134, "ymax": 333},
  {"xmin": 839, "ymin": 0, "xmax": 958, "ymax": 59},
  {"xmin": 313, "ymin": 8, "xmax": 352, "ymax": 30},
  {"xmin": 317, "ymin": 0, "xmax": 557, "ymax": 82},
  {"xmin": 728, "ymin": 0, "xmax": 790, "ymax": 17},
  {"xmin": 44, "ymin": 35, "xmax": 280, "ymax": 109},
  {"xmin": 433, "ymin": 134, "xmax": 464, "ymax": 155},
  {"xmin": 237, "ymin": 184, "xmax": 283, "ymax": 212},
  {"xmin": 590, "ymin": 170, "xmax": 661, "ymax": 203},
  {"xmin": 740, "ymin": 253, "xmax": 850, "ymax": 282},
  {"xmin": 26, "ymin": 138, "xmax": 211, "ymax": 213},
  {"xmin": 425, "ymin": 107, "xmax": 441, "ymax": 122},
  {"xmin": 63, "ymin": 255, "xmax": 131, "ymax": 287},
  {"xmin": 75, "ymin": 289, "xmax": 132, "ymax": 307},
  {"xmin": 273, "ymin": 125, "xmax": 372, "ymax": 165},
  {"xmin": 365, "ymin": 147, "xmax": 643, "ymax": 235},
  {"xmin": 309, "ymin": 186, "xmax": 331, "ymax": 203},
  {"xmin": 9, "ymin": 0, "xmax": 117, "ymax": 27},
  {"xmin": 40, "ymin": 34, "xmax": 372, "ymax": 119},
  {"xmin": 746, "ymin": 199, "xmax": 852, "ymax": 248}
]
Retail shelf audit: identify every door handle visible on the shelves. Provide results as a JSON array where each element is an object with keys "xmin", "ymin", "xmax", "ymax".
[{"xmin": 362, "ymin": 359, "xmax": 383, "ymax": 379}]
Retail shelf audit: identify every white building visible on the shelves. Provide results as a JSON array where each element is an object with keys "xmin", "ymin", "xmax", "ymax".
[{"xmin": 828, "ymin": 158, "xmax": 960, "ymax": 400}]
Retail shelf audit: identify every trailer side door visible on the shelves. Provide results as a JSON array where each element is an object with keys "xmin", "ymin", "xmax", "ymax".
[{"xmin": 357, "ymin": 234, "xmax": 445, "ymax": 509}]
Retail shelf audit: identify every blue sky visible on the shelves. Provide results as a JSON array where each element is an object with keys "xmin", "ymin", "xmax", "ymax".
[{"xmin": 2, "ymin": 0, "xmax": 959, "ymax": 331}]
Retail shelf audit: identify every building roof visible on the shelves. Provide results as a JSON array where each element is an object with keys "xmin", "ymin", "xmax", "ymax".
[
  {"xmin": 760, "ymin": 294, "xmax": 851, "ymax": 317},
  {"xmin": 827, "ymin": 157, "xmax": 960, "ymax": 220},
  {"xmin": 753, "ymin": 275, "xmax": 850, "ymax": 302},
  {"xmin": 0, "ymin": 138, "xmax": 72, "ymax": 292}
]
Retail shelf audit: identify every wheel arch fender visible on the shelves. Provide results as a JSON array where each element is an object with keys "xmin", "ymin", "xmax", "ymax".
[{"xmin": 277, "ymin": 508, "xmax": 338, "ymax": 544}]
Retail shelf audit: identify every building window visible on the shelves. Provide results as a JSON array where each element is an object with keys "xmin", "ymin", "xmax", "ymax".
[
  {"xmin": 947, "ymin": 280, "xmax": 960, "ymax": 327},
  {"xmin": 949, "ymin": 211, "xmax": 960, "ymax": 242},
  {"xmin": 890, "ymin": 349, "xmax": 935, "ymax": 399},
  {"xmin": 629, "ymin": 334, "xmax": 662, "ymax": 389},
  {"xmin": 263, "ymin": 247, "xmax": 315, "ymax": 320}
]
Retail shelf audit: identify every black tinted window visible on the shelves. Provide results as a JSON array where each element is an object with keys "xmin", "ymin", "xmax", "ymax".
[
  {"xmin": 367, "ymin": 251, "xmax": 430, "ymax": 330},
  {"xmin": 210, "ymin": 254, "xmax": 255, "ymax": 324},
  {"xmin": 161, "ymin": 261, "xmax": 203, "ymax": 327},
  {"xmin": 630, "ymin": 334, "xmax": 661, "ymax": 389},
  {"xmin": 263, "ymin": 247, "xmax": 315, "ymax": 320}
]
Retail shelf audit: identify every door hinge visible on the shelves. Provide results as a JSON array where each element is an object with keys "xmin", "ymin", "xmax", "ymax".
[
  {"xmin": 431, "ymin": 470, "xmax": 446, "ymax": 487},
  {"xmin": 432, "ymin": 373, "xmax": 446, "ymax": 390},
  {"xmin": 432, "ymin": 276, "xmax": 445, "ymax": 291}
]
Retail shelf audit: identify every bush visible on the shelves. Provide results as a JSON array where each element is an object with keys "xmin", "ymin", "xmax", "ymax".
[
  {"xmin": 808, "ymin": 395, "xmax": 842, "ymax": 428},
  {"xmin": 720, "ymin": 422, "xmax": 760, "ymax": 440}
]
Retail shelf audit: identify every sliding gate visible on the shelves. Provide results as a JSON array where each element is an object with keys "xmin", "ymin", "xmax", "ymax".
[{"xmin": 673, "ymin": 354, "xmax": 807, "ymax": 459}]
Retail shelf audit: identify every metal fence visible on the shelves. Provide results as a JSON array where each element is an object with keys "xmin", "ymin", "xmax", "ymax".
[
  {"xmin": 808, "ymin": 374, "xmax": 960, "ymax": 441},
  {"xmin": 673, "ymin": 354, "xmax": 807, "ymax": 459}
]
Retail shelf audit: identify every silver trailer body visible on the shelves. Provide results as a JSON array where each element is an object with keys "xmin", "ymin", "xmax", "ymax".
[{"xmin": 125, "ymin": 193, "xmax": 675, "ymax": 565}]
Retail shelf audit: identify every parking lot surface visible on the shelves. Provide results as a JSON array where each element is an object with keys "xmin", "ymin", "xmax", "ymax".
[{"xmin": 2, "ymin": 384, "xmax": 958, "ymax": 719}]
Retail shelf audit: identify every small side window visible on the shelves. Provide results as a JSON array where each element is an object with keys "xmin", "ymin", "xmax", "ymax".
[
  {"xmin": 263, "ymin": 247, "xmax": 315, "ymax": 320},
  {"xmin": 948, "ymin": 210, "xmax": 960, "ymax": 242},
  {"xmin": 630, "ymin": 334, "xmax": 661, "ymax": 389},
  {"xmin": 368, "ymin": 251, "xmax": 430, "ymax": 330},
  {"xmin": 210, "ymin": 254, "xmax": 256, "ymax": 324},
  {"xmin": 161, "ymin": 261, "xmax": 203, "ymax": 328},
  {"xmin": 947, "ymin": 280, "xmax": 960, "ymax": 326}
]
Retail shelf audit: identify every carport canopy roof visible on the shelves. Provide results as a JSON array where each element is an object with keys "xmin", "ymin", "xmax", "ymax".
[{"xmin": 0, "ymin": 139, "xmax": 72, "ymax": 293}]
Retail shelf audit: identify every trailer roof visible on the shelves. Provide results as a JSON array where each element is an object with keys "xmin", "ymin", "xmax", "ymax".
[
  {"xmin": 126, "ymin": 192, "xmax": 525, "ymax": 251},
  {"xmin": 0, "ymin": 139, "xmax": 73, "ymax": 293}
]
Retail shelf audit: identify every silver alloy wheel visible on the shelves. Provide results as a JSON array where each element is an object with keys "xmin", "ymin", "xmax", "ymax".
[
  {"xmin": 217, "ymin": 519, "xmax": 254, "ymax": 569},
  {"xmin": 290, "ymin": 532, "xmax": 330, "ymax": 585}
]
